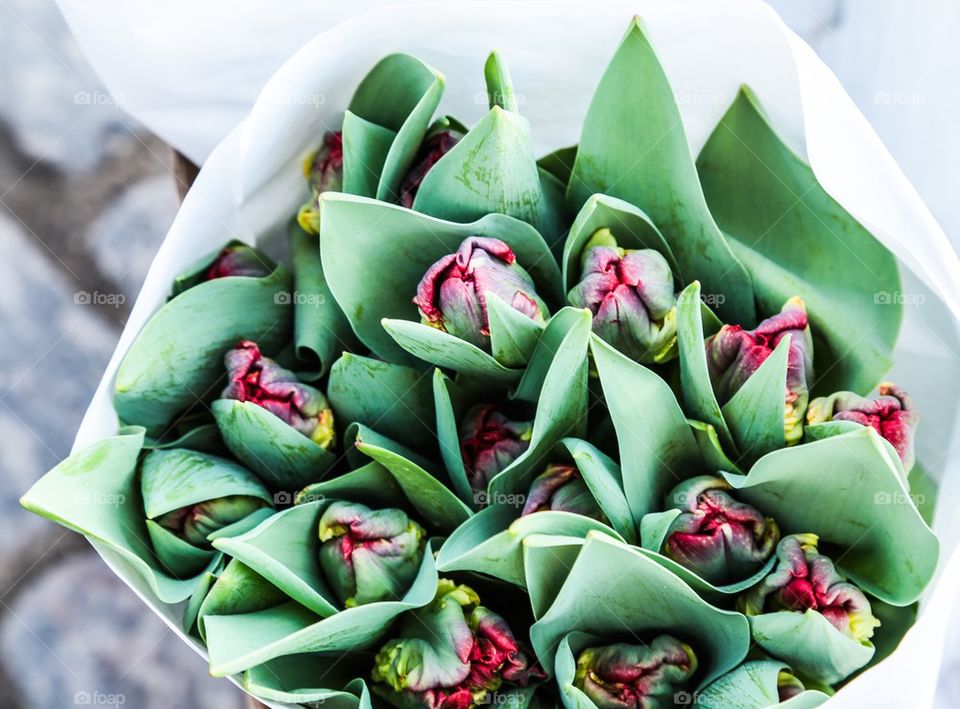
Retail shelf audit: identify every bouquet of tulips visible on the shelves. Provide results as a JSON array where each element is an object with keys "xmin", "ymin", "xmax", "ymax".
[{"xmin": 22, "ymin": 16, "xmax": 942, "ymax": 709}]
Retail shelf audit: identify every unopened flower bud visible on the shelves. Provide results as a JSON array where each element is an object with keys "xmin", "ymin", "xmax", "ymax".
[
  {"xmin": 414, "ymin": 237, "xmax": 548, "ymax": 351},
  {"xmin": 567, "ymin": 229, "xmax": 677, "ymax": 363},
  {"xmin": 222, "ymin": 341, "xmax": 335, "ymax": 448}
]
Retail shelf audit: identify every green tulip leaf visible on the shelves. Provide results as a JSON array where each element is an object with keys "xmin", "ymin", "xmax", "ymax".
[
  {"xmin": 487, "ymin": 291, "xmax": 545, "ymax": 368},
  {"xmin": 530, "ymin": 533, "xmax": 750, "ymax": 685},
  {"xmin": 726, "ymin": 427, "xmax": 938, "ymax": 605},
  {"xmin": 483, "ymin": 50, "xmax": 519, "ymax": 113},
  {"xmin": 676, "ymin": 282, "xmax": 734, "ymax": 451},
  {"xmin": 436, "ymin": 505, "xmax": 621, "ymax": 588},
  {"xmin": 538, "ymin": 146, "xmax": 578, "ymax": 188},
  {"xmin": 512, "ymin": 307, "xmax": 592, "ymax": 409},
  {"xmin": 20, "ymin": 428, "xmax": 213, "ymax": 603},
  {"xmin": 696, "ymin": 660, "xmax": 829, "ymax": 709},
  {"xmin": 205, "ymin": 546, "xmax": 433, "ymax": 680},
  {"xmin": 143, "ymin": 423, "xmax": 224, "ymax": 455},
  {"xmin": 182, "ymin": 563, "xmax": 221, "ymax": 634},
  {"xmin": 140, "ymin": 448, "xmax": 273, "ymax": 518},
  {"xmin": 432, "ymin": 369, "xmax": 477, "ymax": 507},
  {"xmin": 138, "ymin": 447, "xmax": 274, "ymax": 577},
  {"xmin": 568, "ymin": 19, "xmax": 753, "ymax": 324},
  {"xmin": 347, "ymin": 52, "xmax": 445, "ymax": 203},
  {"xmin": 213, "ymin": 501, "xmax": 437, "ymax": 620},
  {"xmin": 296, "ymin": 462, "xmax": 404, "ymax": 509},
  {"xmin": 320, "ymin": 192, "xmax": 560, "ymax": 364},
  {"xmin": 381, "ymin": 318, "xmax": 524, "ymax": 383},
  {"xmin": 145, "ymin": 520, "xmax": 216, "ymax": 579},
  {"xmin": 327, "ymin": 352, "xmax": 435, "ymax": 451},
  {"xmin": 748, "ymin": 610, "xmax": 874, "ymax": 685},
  {"xmin": 212, "ymin": 502, "xmax": 338, "ymax": 617},
  {"xmin": 590, "ymin": 335, "xmax": 699, "ymax": 521},
  {"xmin": 721, "ymin": 335, "xmax": 790, "ymax": 463},
  {"xmin": 244, "ymin": 656, "xmax": 371, "ymax": 709},
  {"xmin": 348, "ymin": 423, "xmax": 472, "ymax": 532},
  {"xmin": 412, "ymin": 100, "xmax": 561, "ymax": 245},
  {"xmin": 487, "ymin": 311, "xmax": 592, "ymax": 498},
  {"xmin": 688, "ymin": 419, "xmax": 743, "ymax": 475},
  {"xmin": 341, "ymin": 110, "xmax": 396, "ymax": 198},
  {"xmin": 211, "ymin": 399, "xmax": 336, "ymax": 492},
  {"xmin": 561, "ymin": 437, "xmax": 636, "ymax": 543},
  {"xmin": 290, "ymin": 224, "xmax": 357, "ymax": 377},
  {"xmin": 192, "ymin": 559, "xmax": 286, "ymax": 640},
  {"xmin": 910, "ymin": 463, "xmax": 938, "ymax": 526},
  {"xmin": 562, "ymin": 194, "xmax": 679, "ymax": 294},
  {"xmin": 521, "ymin": 534, "xmax": 586, "ymax": 620},
  {"xmin": 114, "ymin": 266, "xmax": 292, "ymax": 432},
  {"xmin": 697, "ymin": 87, "xmax": 901, "ymax": 393}
]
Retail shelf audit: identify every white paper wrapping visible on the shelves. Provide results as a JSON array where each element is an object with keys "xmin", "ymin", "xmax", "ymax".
[{"xmin": 62, "ymin": 1, "xmax": 960, "ymax": 706}]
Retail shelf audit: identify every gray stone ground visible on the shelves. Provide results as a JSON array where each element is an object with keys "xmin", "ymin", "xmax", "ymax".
[{"xmin": 0, "ymin": 0, "xmax": 244, "ymax": 706}]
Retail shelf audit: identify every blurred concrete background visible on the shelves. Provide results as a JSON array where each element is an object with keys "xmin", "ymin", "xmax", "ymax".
[{"xmin": 0, "ymin": 0, "xmax": 956, "ymax": 707}]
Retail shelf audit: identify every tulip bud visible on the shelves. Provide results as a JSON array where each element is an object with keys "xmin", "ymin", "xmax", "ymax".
[
  {"xmin": 155, "ymin": 495, "xmax": 268, "ymax": 548},
  {"xmin": 740, "ymin": 534, "xmax": 880, "ymax": 643},
  {"xmin": 373, "ymin": 579, "xmax": 544, "ymax": 708},
  {"xmin": 222, "ymin": 341, "xmax": 336, "ymax": 448},
  {"xmin": 567, "ymin": 229, "xmax": 678, "ymax": 364},
  {"xmin": 414, "ymin": 237, "xmax": 549, "ymax": 350},
  {"xmin": 459, "ymin": 405, "xmax": 533, "ymax": 493},
  {"xmin": 398, "ymin": 128, "xmax": 464, "ymax": 208},
  {"xmin": 807, "ymin": 383, "xmax": 917, "ymax": 471},
  {"xmin": 318, "ymin": 501, "xmax": 427, "ymax": 608},
  {"xmin": 297, "ymin": 131, "xmax": 344, "ymax": 234},
  {"xmin": 662, "ymin": 476, "xmax": 779, "ymax": 585},
  {"xmin": 573, "ymin": 637, "xmax": 698, "ymax": 709},
  {"xmin": 521, "ymin": 464, "xmax": 606, "ymax": 522},
  {"xmin": 203, "ymin": 243, "xmax": 273, "ymax": 281},
  {"xmin": 706, "ymin": 297, "xmax": 814, "ymax": 445}
]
